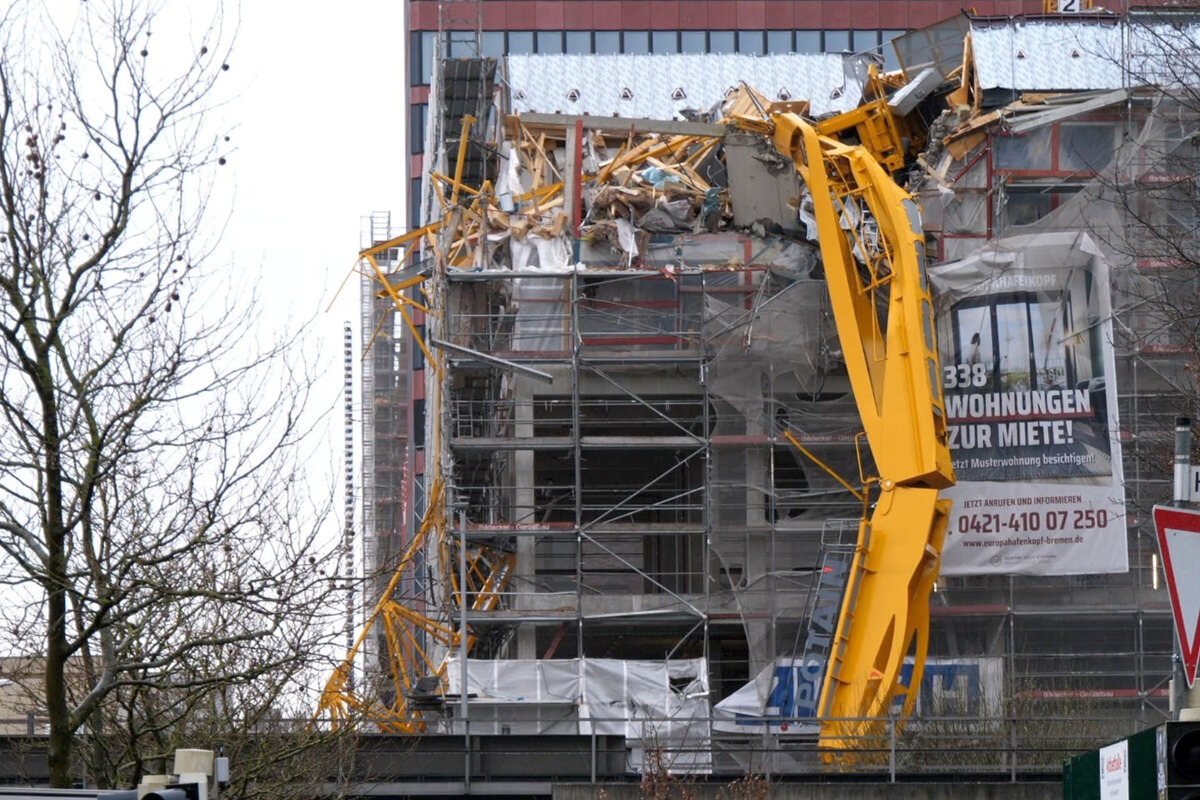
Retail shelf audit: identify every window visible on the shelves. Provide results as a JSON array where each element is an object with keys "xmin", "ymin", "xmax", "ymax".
[
  {"xmin": 595, "ymin": 31, "xmax": 620, "ymax": 54},
  {"xmin": 481, "ymin": 31, "xmax": 505, "ymax": 57},
  {"xmin": 413, "ymin": 325, "xmax": 426, "ymax": 371},
  {"xmin": 410, "ymin": 104, "xmax": 427, "ymax": 156},
  {"xmin": 823, "ymin": 30, "xmax": 850, "ymax": 52},
  {"xmin": 737, "ymin": 30, "xmax": 763, "ymax": 54},
  {"xmin": 766, "ymin": 30, "xmax": 793, "ymax": 53},
  {"xmin": 952, "ymin": 292, "xmax": 1076, "ymax": 392},
  {"xmin": 996, "ymin": 183, "xmax": 1082, "ymax": 229},
  {"xmin": 536, "ymin": 31, "xmax": 563, "ymax": 53},
  {"xmin": 508, "ymin": 31, "xmax": 534, "ymax": 55},
  {"xmin": 851, "ymin": 29, "xmax": 879, "ymax": 52},
  {"xmin": 709, "ymin": 30, "xmax": 735, "ymax": 53},
  {"xmin": 414, "ymin": 31, "xmax": 437, "ymax": 85},
  {"xmin": 681, "ymin": 31, "xmax": 706, "ymax": 53},
  {"xmin": 623, "ymin": 31, "xmax": 650, "ymax": 54},
  {"xmin": 566, "ymin": 31, "xmax": 592, "ymax": 54},
  {"xmin": 795, "ymin": 30, "xmax": 821, "ymax": 53},
  {"xmin": 1002, "ymin": 191, "xmax": 1055, "ymax": 228},
  {"xmin": 990, "ymin": 122, "xmax": 1118, "ymax": 232},
  {"xmin": 881, "ymin": 30, "xmax": 905, "ymax": 69},
  {"xmin": 1058, "ymin": 123, "xmax": 1116, "ymax": 173},
  {"xmin": 409, "ymin": 31, "xmax": 423, "ymax": 86},
  {"xmin": 410, "ymin": 178, "xmax": 422, "ymax": 231},
  {"xmin": 447, "ymin": 34, "xmax": 475, "ymax": 58},
  {"xmin": 994, "ymin": 129, "xmax": 1054, "ymax": 170},
  {"xmin": 413, "ymin": 399, "xmax": 426, "ymax": 448},
  {"xmin": 652, "ymin": 30, "xmax": 679, "ymax": 53}
]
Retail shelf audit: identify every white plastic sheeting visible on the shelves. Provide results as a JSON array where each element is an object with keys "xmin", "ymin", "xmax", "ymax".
[
  {"xmin": 443, "ymin": 657, "xmax": 712, "ymax": 773},
  {"xmin": 972, "ymin": 19, "xmax": 1200, "ymax": 92},
  {"xmin": 506, "ymin": 53, "xmax": 870, "ymax": 119},
  {"xmin": 972, "ymin": 21, "xmax": 1125, "ymax": 91}
]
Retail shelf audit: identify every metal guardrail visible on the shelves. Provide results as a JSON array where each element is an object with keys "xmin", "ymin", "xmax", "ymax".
[
  {"xmin": 301, "ymin": 711, "xmax": 1163, "ymax": 783},
  {"xmin": 0, "ymin": 713, "xmax": 1160, "ymax": 787},
  {"xmin": 0, "ymin": 715, "xmax": 47, "ymax": 737}
]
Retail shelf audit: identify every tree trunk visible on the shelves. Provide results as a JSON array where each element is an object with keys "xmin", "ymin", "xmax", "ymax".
[
  {"xmin": 41, "ymin": 369, "xmax": 73, "ymax": 787},
  {"xmin": 46, "ymin": 566, "xmax": 72, "ymax": 786}
]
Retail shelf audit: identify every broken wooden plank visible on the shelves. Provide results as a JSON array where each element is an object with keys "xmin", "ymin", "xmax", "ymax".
[{"xmin": 944, "ymin": 130, "xmax": 985, "ymax": 160}]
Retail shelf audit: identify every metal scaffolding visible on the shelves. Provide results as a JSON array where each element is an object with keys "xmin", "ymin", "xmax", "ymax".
[{"xmin": 335, "ymin": 18, "xmax": 1200, "ymax": 772}]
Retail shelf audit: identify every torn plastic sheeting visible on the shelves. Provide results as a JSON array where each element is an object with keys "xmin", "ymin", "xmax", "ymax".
[
  {"xmin": 797, "ymin": 188, "xmax": 819, "ymax": 242},
  {"xmin": 638, "ymin": 166, "xmax": 685, "ymax": 190},
  {"xmin": 942, "ymin": 235, "xmax": 989, "ymax": 263},
  {"xmin": 766, "ymin": 242, "xmax": 819, "ymax": 280},
  {"xmin": 942, "ymin": 192, "xmax": 988, "ymax": 236},
  {"xmin": 443, "ymin": 656, "xmax": 712, "ymax": 774},
  {"xmin": 638, "ymin": 198, "xmax": 696, "ymax": 233},
  {"xmin": 510, "ymin": 237, "xmax": 535, "ymax": 270},
  {"xmin": 1003, "ymin": 97, "xmax": 1191, "ymax": 252},
  {"xmin": 507, "ymin": 232, "xmax": 573, "ymax": 271},
  {"xmin": 533, "ymin": 233, "xmax": 572, "ymax": 269},
  {"xmin": 616, "ymin": 218, "xmax": 640, "ymax": 264},
  {"xmin": 512, "ymin": 277, "xmax": 568, "ymax": 351},
  {"xmin": 496, "ymin": 141, "xmax": 525, "ymax": 213},
  {"xmin": 705, "ymin": 280, "xmax": 828, "ymax": 424}
]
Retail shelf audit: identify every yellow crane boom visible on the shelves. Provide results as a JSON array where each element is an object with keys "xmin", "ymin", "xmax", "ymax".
[
  {"xmin": 315, "ymin": 479, "xmax": 517, "ymax": 731},
  {"xmin": 767, "ymin": 113, "xmax": 955, "ymax": 756}
]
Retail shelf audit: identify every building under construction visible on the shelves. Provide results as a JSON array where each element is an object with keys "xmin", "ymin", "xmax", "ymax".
[{"xmin": 327, "ymin": 6, "xmax": 1200, "ymax": 783}]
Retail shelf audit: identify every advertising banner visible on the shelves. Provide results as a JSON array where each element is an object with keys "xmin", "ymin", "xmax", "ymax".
[{"xmin": 929, "ymin": 232, "xmax": 1127, "ymax": 576}]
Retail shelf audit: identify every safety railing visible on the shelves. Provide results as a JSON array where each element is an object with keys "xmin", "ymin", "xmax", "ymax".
[
  {"xmin": 300, "ymin": 711, "xmax": 1161, "ymax": 783},
  {"xmin": 0, "ymin": 714, "xmax": 48, "ymax": 737}
]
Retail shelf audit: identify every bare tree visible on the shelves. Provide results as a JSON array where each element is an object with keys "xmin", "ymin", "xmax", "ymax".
[
  {"xmin": 0, "ymin": 1, "xmax": 342, "ymax": 789},
  {"xmin": 1094, "ymin": 13, "xmax": 1200, "ymax": 369},
  {"xmin": 1079, "ymin": 13, "xmax": 1200, "ymax": 489}
]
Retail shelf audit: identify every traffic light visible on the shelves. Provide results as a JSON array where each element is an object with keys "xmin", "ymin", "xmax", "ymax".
[
  {"xmin": 1063, "ymin": 722, "xmax": 1200, "ymax": 800},
  {"xmin": 1165, "ymin": 722, "xmax": 1200, "ymax": 800}
]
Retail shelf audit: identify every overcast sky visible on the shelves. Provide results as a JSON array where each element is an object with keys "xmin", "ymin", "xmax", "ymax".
[{"xmin": 216, "ymin": 2, "xmax": 408, "ymax": 509}]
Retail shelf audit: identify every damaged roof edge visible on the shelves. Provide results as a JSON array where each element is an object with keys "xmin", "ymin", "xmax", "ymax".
[{"xmin": 512, "ymin": 113, "xmax": 725, "ymax": 138}]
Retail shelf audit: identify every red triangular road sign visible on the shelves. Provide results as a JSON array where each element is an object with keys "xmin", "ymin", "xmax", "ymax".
[{"xmin": 1153, "ymin": 505, "xmax": 1200, "ymax": 687}]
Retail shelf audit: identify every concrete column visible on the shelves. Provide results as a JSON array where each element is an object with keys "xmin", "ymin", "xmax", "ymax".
[{"xmin": 513, "ymin": 378, "xmax": 537, "ymax": 658}]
